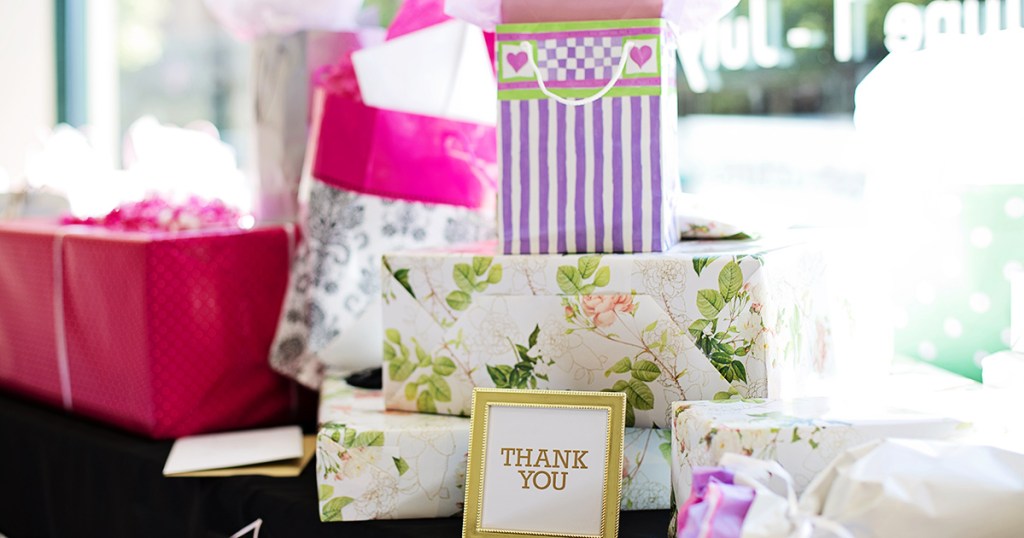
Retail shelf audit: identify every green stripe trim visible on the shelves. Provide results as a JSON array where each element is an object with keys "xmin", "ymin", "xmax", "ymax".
[
  {"xmin": 496, "ymin": 19, "xmax": 664, "ymax": 33},
  {"xmin": 498, "ymin": 86, "xmax": 662, "ymax": 101}
]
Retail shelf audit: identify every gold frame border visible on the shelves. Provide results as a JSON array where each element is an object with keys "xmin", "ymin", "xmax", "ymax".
[{"xmin": 462, "ymin": 388, "xmax": 626, "ymax": 538}]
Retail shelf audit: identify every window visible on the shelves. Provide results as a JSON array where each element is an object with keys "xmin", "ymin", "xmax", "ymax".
[
  {"xmin": 676, "ymin": 0, "xmax": 1023, "ymax": 226},
  {"xmin": 57, "ymin": 0, "xmax": 251, "ymax": 167}
]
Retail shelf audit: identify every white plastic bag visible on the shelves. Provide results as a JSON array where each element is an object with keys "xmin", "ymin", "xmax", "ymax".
[
  {"xmin": 715, "ymin": 440, "xmax": 1024, "ymax": 537},
  {"xmin": 800, "ymin": 439, "xmax": 1024, "ymax": 538},
  {"xmin": 351, "ymin": 20, "xmax": 496, "ymax": 125},
  {"xmin": 716, "ymin": 454, "xmax": 853, "ymax": 538}
]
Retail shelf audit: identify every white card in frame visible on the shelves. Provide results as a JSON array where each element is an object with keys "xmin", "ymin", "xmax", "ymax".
[{"xmin": 463, "ymin": 388, "xmax": 627, "ymax": 538}]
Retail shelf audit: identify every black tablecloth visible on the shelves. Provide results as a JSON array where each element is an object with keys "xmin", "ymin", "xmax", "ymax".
[{"xmin": 0, "ymin": 392, "xmax": 671, "ymax": 538}]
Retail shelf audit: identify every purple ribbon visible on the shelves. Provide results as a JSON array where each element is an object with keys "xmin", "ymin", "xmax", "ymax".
[{"xmin": 677, "ymin": 467, "xmax": 756, "ymax": 538}]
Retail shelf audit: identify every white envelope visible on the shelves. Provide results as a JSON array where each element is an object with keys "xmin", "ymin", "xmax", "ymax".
[
  {"xmin": 352, "ymin": 20, "xmax": 496, "ymax": 125},
  {"xmin": 163, "ymin": 425, "xmax": 304, "ymax": 476}
]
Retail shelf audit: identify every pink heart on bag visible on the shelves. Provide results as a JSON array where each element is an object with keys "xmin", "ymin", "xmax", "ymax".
[
  {"xmin": 629, "ymin": 45, "xmax": 653, "ymax": 68},
  {"xmin": 507, "ymin": 51, "xmax": 528, "ymax": 73}
]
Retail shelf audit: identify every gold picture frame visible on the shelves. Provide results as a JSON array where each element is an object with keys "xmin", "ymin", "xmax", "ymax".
[{"xmin": 462, "ymin": 388, "xmax": 627, "ymax": 538}]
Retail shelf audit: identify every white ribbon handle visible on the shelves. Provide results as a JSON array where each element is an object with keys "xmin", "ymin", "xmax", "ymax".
[
  {"xmin": 719, "ymin": 453, "xmax": 854, "ymax": 538},
  {"xmin": 518, "ymin": 41, "xmax": 636, "ymax": 107}
]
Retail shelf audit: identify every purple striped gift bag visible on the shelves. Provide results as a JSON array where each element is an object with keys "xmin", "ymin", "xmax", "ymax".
[{"xmin": 496, "ymin": 19, "xmax": 681, "ymax": 254}]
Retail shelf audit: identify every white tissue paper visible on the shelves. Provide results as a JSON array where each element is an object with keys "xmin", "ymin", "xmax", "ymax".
[
  {"xmin": 351, "ymin": 20, "xmax": 496, "ymax": 125},
  {"xmin": 800, "ymin": 439, "xmax": 1024, "ymax": 538},
  {"xmin": 717, "ymin": 439, "xmax": 1024, "ymax": 538}
]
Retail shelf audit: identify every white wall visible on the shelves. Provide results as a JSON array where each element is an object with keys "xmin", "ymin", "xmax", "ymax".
[{"xmin": 0, "ymin": 1, "xmax": 55, "ymax": 186}]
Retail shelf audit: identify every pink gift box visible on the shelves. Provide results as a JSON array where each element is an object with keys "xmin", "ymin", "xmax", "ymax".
[{"xmin": 0, "ymin": 220, "xmax": 300, "ymax": 438}]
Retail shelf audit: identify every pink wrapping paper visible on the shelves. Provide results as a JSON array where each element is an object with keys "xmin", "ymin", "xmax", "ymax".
[
  {"xmin": 310, "ymin": 0, "xmax": 497, "ymax": 209},
  {"xmin": 310, "ymin": 65, "xmax": 497, "ymax": 209},
  {"xmin": 0, "ymin": 220, "xmax": 302, "ymax": 438}
]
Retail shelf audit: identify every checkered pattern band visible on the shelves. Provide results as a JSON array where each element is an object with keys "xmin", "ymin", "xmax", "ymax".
[{"xmin": 535, "ymin": 36, "xmax": 624, "ymax": 82}]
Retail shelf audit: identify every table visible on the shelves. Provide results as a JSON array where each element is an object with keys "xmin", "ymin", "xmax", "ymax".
[{"xmin": 0, "ymin": 391, "xmax": 672, "ymax": 538}]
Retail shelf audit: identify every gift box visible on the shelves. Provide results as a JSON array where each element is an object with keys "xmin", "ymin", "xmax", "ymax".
[
  {"xmin": 316, "ymin": 378, "xmax": 470, "ymax": 521},
  {"xmin": 669, "ymin": 398, "xmax": 964, "ymax": 504},
  {"xmin": 0, "ymin": 220, "xmax": 298, "ymax": 438},
  {"xmin": 381, "ymin": 235, "xmax": 865, "ymax": 428},
  {"xmin": 620, "ymin": 426, "xmax": 674, "ymax": 511},
  {"xmin": 315, "ymin": 375, "xmax": 673, "ymax": 521},
  {"xmin": 494, "ymin": 18, "xmax": 681, "ymax": 254}
]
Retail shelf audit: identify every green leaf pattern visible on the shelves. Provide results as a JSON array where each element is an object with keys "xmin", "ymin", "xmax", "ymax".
[
  {"xmin": 383, "ymin": 330, "xmax": 464, "ymax": 414},
  {"xmin": 382, "ymin": 250, "xmax": 779, "ymax": 428},
  {"xmin": 673, "ymin": 401, "xmax": 858, "ymax": 499},
  {"xmin": 688, "ymin": 257, "xmax": 763, "ymax": 385},
  {"xmin": 317, "ymin": 375, "xmax": 674, "ymax": 519},
  {"xmin": 315, "ymin": 409, "xmax": 472, "ymax": 519},
  {"xmin": 485, "ymin": 325, "xmax": 554, "ymax": 390},
  {"xmin": 446, "ymin": 257, "xmax": 502, "ymax": 311}
]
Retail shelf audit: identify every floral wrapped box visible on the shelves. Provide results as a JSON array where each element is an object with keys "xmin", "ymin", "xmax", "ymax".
[
  {"xmin": 315, "ymin": 375, "xmax": 673, "ymax": 521},
  {"xmin": 380, "ymin": 236, "xmax": 858, "ymax": 429},
  {"xmin": 670, "ymin": 398, "xmax": 964, "ymax": 503},
  {"xmin": 316, "ymin": 378, "xmax": 470, "ymax": 521}
]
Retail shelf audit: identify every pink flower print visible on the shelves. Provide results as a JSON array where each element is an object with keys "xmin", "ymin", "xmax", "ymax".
[
  {"xmin": 565, "ymin": 305, "xmax": 575, "ymax": 319},
  {"xmin": 580, "ymin": 294, "xmax": 636, "ymax": 328}
]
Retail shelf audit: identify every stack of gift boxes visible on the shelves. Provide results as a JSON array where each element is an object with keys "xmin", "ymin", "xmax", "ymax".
[{"xmin": 313, "ymin": 9, "xmax": 964, "ymax": 527}]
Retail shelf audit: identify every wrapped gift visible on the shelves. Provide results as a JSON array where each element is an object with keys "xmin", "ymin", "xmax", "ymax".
[
  {"xmin": 447, "ymin": 0, "xmax": 738, "ymax": 254},
  {"xmin": 316, "ymin": 380, "xmax": 470, "ymax": 521},
  {"xmin": 380, "ymin": 236, "xmax": 867, "ymax": 428},
  {"xmin": 0, "ymin": 220, "xmax": 298, "ymax": 438},
  {"xmin": 620, "ymin": 426, "xmax": 674, "ymax": 511},
  {"xmin": 315, "ymin": 375, "xmax": 672, "ymax": 521},
  {"xmin": 669, "ymin": 398, "xmax": 964, "ymax": 504},
  {"xmin": 493, "ymin": 18, "xmax": 680, "ymax": 254}
]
